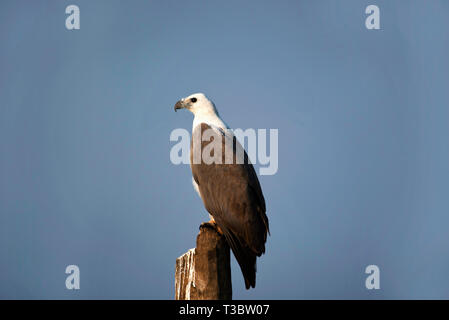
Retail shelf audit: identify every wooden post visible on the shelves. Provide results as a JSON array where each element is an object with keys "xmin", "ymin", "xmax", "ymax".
[{"xmin": 175, "ymin": 223, "xmax": 232, "ymax": 300}]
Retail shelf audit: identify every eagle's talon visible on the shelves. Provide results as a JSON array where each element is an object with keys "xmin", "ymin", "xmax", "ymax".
[
  {"xmin": 200, "ymin": 221, "xmax": 217, "ymax": 231},
  {"xmin": 200, "ymin": 221, "xmax": 223, "ymax": 235}
]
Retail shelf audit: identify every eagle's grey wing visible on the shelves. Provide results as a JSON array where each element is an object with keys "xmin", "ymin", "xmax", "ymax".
[{"xmin": 190, "ymin": 123, "xmax": 269, "ymax": 289}]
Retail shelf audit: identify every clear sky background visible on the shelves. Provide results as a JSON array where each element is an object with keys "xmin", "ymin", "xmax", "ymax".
[{"xmin": 1, "ymin": 0, "xmax": 449, "ymax": 299}]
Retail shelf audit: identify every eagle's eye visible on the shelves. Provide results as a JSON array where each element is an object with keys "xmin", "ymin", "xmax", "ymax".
[{"xmin": 191, "ymin": 98, "xmax": 197, "ymax": 103}]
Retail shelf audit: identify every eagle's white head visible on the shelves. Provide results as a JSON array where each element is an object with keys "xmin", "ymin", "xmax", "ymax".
[
  {"xmin": 174, "ymin": 93, "xmax": 216, "ymax": 115},
  {"xmin": 174, "ymin": 93, "xmax": 228, "ymax": 130}
]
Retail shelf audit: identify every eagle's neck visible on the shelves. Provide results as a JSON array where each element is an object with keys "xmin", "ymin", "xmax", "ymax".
[{"xmin": 192, "ymin": 109, "xmax": 228, "ymax": 132}]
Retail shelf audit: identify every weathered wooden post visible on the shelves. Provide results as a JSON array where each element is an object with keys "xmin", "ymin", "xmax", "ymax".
[{"xmin": 175, "ymin": 223, "xmax": 232, "ymax": 300}]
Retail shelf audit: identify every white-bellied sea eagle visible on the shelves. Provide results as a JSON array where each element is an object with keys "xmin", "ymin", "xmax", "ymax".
[{"xmin": 174, "ymin": 93, "xmax": 270, "ymax": 289}]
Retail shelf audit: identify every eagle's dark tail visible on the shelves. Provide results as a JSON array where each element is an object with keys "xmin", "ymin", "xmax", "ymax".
[{"xmin": 221, "ymin": 228, "xmax": 259, "ymax": 289}]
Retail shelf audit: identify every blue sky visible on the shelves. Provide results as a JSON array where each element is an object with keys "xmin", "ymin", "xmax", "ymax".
[{"xmin": 1, "ymin": 0, "xmax": 449, "ymax": 299}]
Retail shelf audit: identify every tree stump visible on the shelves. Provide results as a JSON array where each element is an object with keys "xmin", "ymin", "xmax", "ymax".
[{"xmin": 175, "ymin": 223, "xmax": 232, "ymax": 300}]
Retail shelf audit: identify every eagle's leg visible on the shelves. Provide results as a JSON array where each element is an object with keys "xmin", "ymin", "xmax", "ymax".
[{"xmin": 200, "ymin": 216, "xmax": 223, "ymax": 234}]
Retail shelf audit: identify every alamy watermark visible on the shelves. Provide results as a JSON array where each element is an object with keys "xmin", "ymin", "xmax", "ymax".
[
  {"xmin": 65, "ymin": 265, "xmax": 80, "ymax": 290},
  {"xmin": 170, "ymin": 128, "xmax": 278, "ymax": 176},
  {"xmin": 365, "ymin": 265, "xmax": 380, "ymax": 290}
]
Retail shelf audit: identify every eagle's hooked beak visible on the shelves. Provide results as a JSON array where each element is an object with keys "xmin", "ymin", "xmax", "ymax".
[{"xmin": 174, "ymin": 99, "xmax": 186, "ymax": 112}]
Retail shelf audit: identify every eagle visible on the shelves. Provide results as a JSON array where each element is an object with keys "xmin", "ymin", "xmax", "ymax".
[{"xmin": 174, "ymin": 93, "xmax": 270, "ymax": 289}]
